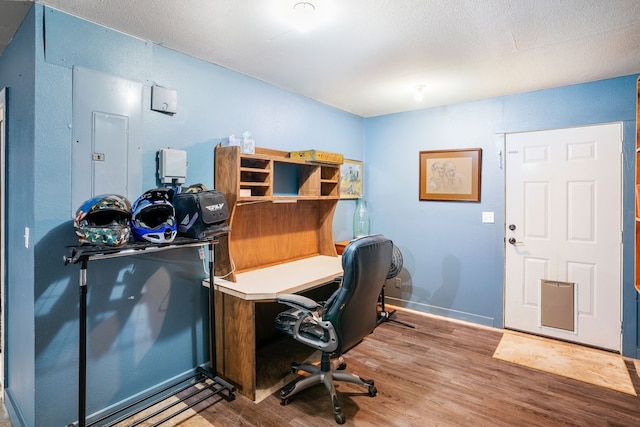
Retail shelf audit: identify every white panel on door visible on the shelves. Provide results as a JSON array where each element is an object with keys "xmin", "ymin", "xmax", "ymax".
[
  {"xmin": 524, "ymin": 258, "xmax": 547, "ymax": 307},
  {"xmin": 567, "ymin": 261, "xmax": 595, "ymax": 317},
  {"xmin": 567, "ymin": 181, "xmax": 595, "ymax": 242},
  {"xmin": 524, "ymin": 182, "xmax": 549, "ymax": 239},
  {"xmin": 567, "ymin": 141, "xmax": 596, "ymax": 161},
  {"xmin": 523, "ymin": 145, "xmax": 549, "ymax": 163}
]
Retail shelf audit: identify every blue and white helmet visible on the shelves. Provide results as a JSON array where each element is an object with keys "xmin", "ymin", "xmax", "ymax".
[
  {"xmin": 74, "ymin": 194, "xmax": 132, "ymax": 246},
  {"xmin": 131, "ymin": 188, "xmax": 177, "ymax": 243}
]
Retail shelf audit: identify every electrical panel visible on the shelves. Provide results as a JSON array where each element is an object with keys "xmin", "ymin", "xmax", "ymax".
[
  {"xmin": 71, "ymin": 67, "xmax": 143, "ymax": 215},
  {"xmin": 158, "ymin": 148, "xmax": 187, "ymax": 184}
]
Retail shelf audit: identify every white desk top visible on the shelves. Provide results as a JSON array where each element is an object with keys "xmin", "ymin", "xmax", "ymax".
[{"xmin": 212, "ymin": 255, "xmax": 343, "ymax": 301}]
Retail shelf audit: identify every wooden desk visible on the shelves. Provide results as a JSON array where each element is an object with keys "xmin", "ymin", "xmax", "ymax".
[
  {"xmin": 335, "ymin": 239, "xmax": 353, "ymax": 255},
  {"xmin": 212, "ymin": 145, "xmax": 343, "ymax": 400},
  {"xmin": 212, "ymin": 255, "xmax": 343, "ymax": 400}
]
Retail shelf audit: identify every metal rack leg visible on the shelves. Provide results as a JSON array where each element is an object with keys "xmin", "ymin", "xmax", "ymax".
[
  {"xmin": 71, "ymin": 260, "xmax": 88, "ymax": 427},
  {"xmin": 208, "ymin": 242, "xmax": 217, "ymax": 373},
  {"xmin": 66, "ymin": 240, "xmax": 233, "ymax": 427}
]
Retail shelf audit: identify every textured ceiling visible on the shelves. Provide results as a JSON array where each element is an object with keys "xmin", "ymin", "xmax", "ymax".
[
  {"xmin": 0, "ymin": 1, "xmax": 31, "ymax": 53},
  {"xmin": 2, "ymin": 0, "xmax": 640, "ymax": 117}
]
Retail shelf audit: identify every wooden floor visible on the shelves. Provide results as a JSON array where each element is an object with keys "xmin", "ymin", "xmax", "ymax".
[{"xmin": 175, "ymin": 309, "xmax": 640, "ymax": 426}]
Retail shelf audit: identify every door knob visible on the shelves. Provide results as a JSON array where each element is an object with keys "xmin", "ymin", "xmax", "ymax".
[{"xmin": 508, "ymin": 237, "xmax": 523, "ymax": 245}]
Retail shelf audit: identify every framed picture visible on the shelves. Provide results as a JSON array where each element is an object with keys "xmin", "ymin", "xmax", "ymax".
[
  {"xmin": 419, "ymin": 148, "xmax": 482, "ymax": 202},
  {"xmin": 340, "ymin": 159, "xmax": 363, "ymax": 199}
]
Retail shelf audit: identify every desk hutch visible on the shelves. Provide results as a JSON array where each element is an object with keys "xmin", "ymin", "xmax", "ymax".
[{"xmin": 212, "ymin": 145, "xmax": 343, "ymax": 400}]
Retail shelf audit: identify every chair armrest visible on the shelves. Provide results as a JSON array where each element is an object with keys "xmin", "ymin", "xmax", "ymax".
[
  {"xmin": 292, "ymin": 315, "xmax": 338, "ymax": 353},
  {"xmin": 277, "ymin": 294, "xmax": 338, "ymax": 352},
  {"xmin": 278, "ymin": 294, "xmax": 321, "ymax": 311}
]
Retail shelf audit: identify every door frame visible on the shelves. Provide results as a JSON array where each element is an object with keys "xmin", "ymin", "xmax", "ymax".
[{"xmin": 0, "ymin": 87, "xmax": 6, "ymax": 395}]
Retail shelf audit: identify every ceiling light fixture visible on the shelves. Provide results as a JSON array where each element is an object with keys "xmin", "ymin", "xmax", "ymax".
[
  {"xmin": 293, "ymin": 2, "xmax": 316, "ymax": 32},
  {"xmin": 415, "ymin": 85, "xmax": 426, "ymax": 101}
]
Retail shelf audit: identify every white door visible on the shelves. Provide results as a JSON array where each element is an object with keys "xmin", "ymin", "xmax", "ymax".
[{"xmin": 504, "ymin": 123, "xmax": 622, "ymax": 351}]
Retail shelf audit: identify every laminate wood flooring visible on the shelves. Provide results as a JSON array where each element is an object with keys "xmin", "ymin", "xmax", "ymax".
[{"xmin": 141, "ymin": 309, "xmax": 640, "ymax": 426}]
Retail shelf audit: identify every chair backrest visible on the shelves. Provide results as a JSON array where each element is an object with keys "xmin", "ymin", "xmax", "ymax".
[{"xmin": 323, "ymin": 234, "xmax": 393, "ymax": 354}]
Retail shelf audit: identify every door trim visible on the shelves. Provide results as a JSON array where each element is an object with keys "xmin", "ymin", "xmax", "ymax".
[{"xmin": 0, "ymin": 87, "xmax": 6, "ymax": 395}]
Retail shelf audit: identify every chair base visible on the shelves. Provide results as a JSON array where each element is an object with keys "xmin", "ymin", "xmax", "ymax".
[{"xmin": 279, "ymin": 354, "xmax": 377, "ymax": 425}]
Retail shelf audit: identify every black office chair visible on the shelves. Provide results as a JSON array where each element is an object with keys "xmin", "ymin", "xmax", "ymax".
[{"xmin": 274, "ymin": 234, "xmax": 393, "ymax": 424}]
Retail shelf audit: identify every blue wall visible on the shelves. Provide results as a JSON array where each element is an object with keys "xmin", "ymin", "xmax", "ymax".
[
  {"xmin": 0, "ymin": 4, "xmax": 638, "ymax": 427},
  {"xmin": 365, "ymin": 75, "xmax": 638, "ymax": 355},
  {"xmin": 0, "ymin": 5, "xmax": 364, "ymax": 426},
  {"xmin": 0, "ymin": 5, "xmax": 37, "ymax": 427}
]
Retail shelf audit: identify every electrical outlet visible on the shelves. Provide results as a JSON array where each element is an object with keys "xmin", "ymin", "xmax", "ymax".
[{"xmin": 394, "ymin": 277, "xmax": 402, "ymax": 288}]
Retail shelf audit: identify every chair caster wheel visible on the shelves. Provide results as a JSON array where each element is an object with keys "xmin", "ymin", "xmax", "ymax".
[
  {"xmin": 368, "ymin": 385, "xmax": 377, "ymax": 397},
  {"xmin": 363, "ymin": 378, "xmax": 375, "ymax": 394},
  {"xmin": 279, "ymin": 384, "xmax": 295, "ymax": 400},
  {"xmin": 280, "ymin": 397, "xmax": 291, "ymax": 406},
  {"xmin": 337, "ymin": 362, "xmax": 347, "ymax": 370},
  {"xmin": 334, "ymin": 412, "xmax": 345, "ymax": 424}
]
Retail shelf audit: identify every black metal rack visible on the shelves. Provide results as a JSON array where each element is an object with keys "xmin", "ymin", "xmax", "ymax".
[{"xmin": 64, "ymin": 235, "xmax": 235, "ymax": 427}]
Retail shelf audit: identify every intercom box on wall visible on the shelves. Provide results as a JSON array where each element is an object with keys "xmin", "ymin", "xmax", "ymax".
[{"xmin": 158, "ymin": 148, "xmax": 187, "ymax": 184}]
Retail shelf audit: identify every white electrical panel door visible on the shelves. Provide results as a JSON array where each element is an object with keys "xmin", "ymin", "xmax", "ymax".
[
  {"xmin": 72, "ymin": 67, "xmax": 142, "ymax": 214},
  {"xmin": 92, "ymin": 112, "xmax": 129, "ymax": 195}
]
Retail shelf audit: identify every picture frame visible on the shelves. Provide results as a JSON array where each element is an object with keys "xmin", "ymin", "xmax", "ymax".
[
  {"xmin": 419, "ymin": 148, "xmax": 482, "ymax": 202},
  {"xmin": 340, "ymin": 159, "xmax": 363, "ymax": 199}
]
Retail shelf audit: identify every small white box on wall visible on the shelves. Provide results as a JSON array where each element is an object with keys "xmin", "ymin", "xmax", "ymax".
[
  {"xmin": 158, "ymin": 148, "xmax": 187, "ymax": 184},
  {"xmin": 151, "ymin": 85, "xmax": 178, "ymax": 114}
]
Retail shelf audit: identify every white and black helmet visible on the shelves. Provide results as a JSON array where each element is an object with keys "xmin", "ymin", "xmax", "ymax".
[{"xmin": 130, "ymin": 188, "xmax": 177, "ymax": 244}]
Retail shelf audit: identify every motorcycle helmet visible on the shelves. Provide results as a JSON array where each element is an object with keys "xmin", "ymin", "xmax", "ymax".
[
  {"xmin": 130, "ymin": 188, "xmax": 177, "ymax": 243},
  {"xmin": 74, "ymin": 194, "xmax": 132, "ymax": 246}
]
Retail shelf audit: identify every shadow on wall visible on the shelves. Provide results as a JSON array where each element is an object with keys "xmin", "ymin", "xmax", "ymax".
[
  {"xmin": 167, "ymin": 137, "xmax": 222, "ymax": 189},
  {"xmin": 384, "ymin": 244, "xmax": 413, "ymax": 301},
  {"xmin": 384, "ymin": 250, "xmax": 461, "ymax": 311},
  {"xmin": 430, "ymin": 255, "xmax": 461, "ymax": 308},
  {"xmin": 33, "ymin": 221, "xmax": 209, "ymax": 424},
  {"xmin": 34, "ymin": 221, "xmax": 86, "ymax": 357},
  {"xmin": 34, "ymin": 221, "xmax": 151, "ymax": 362}
]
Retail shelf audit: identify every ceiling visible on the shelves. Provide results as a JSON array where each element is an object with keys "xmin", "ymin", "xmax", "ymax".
[{"xmin": 1, "ymin": 0, "xmax": 639, "ymax": 117}]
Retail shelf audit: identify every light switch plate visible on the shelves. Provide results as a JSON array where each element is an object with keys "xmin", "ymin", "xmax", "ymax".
[{"xmin": 482, "ymin": 211, "xmax": 494, "ymax": 223}]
